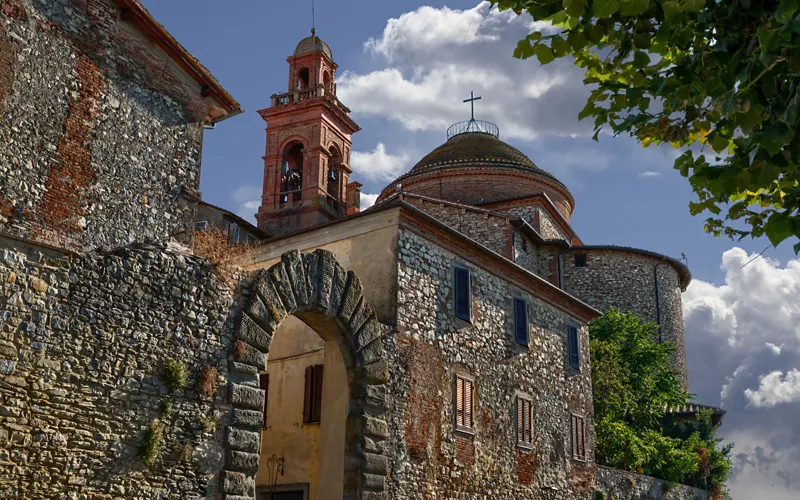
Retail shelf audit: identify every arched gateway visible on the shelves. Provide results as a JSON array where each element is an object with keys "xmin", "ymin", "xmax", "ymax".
[{"xmin": 222, "ymin": 249, "xmax": 389, "ymax": 499}]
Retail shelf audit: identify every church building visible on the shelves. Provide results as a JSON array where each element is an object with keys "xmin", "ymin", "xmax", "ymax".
[{"xmin": 239, "ymin": 31, "xmax": 706, "ymax": 500}]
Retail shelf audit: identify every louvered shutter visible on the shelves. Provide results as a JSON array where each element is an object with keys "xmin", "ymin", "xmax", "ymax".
[
  {"xmin": 260, "ymin": 373, "xmax": 269, "ymax": 428},
  {"xmin": 524, "ymin": 400, "xmax": 532, "ymax": 444},
  {"xmin": 464, "ymin": 379, "xmax": 473, "ymax": 428},
  {"xmin": 568, "ymin": 326, "xmax": 580, "ymax": 370},
  {"xmin": 312, "ymin": 365, "xmax": 324, "ymax": 423},
  {"xmin": 577, "ymin": 416, "xmax": 585, "ymax": 460},
  {"xmin": 571, "ymin": 415, "xmax": 578, "ymax": 459},
  {"xmin": 514, "ymin": 298, "xmax": 528, "ymax": 346},
  {"xmin": 303, "ymin": 365, "xmax": 313, "ymax": 423},
  {"xmin": 454, "ymin": 268, "xmax": 471, "ymax": 321},
  {"xmin": 456, "ymin": 377, "xmax": 464, "ymax": 427},
  {"xmin": 517, "ymin": 397, "xmax": 524, "ymax": 443}
]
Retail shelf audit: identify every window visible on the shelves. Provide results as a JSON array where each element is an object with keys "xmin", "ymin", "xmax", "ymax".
[
  {"xmin": 513, "ymin": 298, "xmax": 529, "ymax": 346},
  {"xmin": 568, "ymin": 325, "xmax": 581, "ymax": 371},
  {"xmin": 516, "ymin": 396, "xmax": 533, "ymax": 447},
  {"xmin": 303, "ymin": 365, "xmax": 324, "ymax": 423},
  {"xmin": 574, "ymin": 253, "xmax": 587, "ymax": 267},
  {"xmin": 194, "ymin": 220, "xmax": 208, "ymax": 231},
  {"xmin": 571, "ymin": 414, "xmax": 586, "ymax": 461},
  {"xmin": 455, "ymin": 375, "xmax": 474, "ymax": 432},
  {"xmin": 260, "ymin": 373, "xmax": 269, "ymax": 428},
  {"xmin": 257, "ymin": 484, "xmax": 309, "ymax": 500},
  {"xmin": 454, "ymin": 267, "xmax": 471, "ymax": 321}
]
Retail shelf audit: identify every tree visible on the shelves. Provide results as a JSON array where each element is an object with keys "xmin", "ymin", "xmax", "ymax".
[
  {"xmin": 493, "ymin": 0, "xmax": 800, "ymax": 252},
  {"xmin": 589, "ymin": 309, "xmax": 732, "ymax": 493}
]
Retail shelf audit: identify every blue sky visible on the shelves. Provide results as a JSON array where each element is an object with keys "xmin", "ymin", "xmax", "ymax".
[{"xmin": 142, "ymin": 2, "xmax": 800, "ymax": 497}]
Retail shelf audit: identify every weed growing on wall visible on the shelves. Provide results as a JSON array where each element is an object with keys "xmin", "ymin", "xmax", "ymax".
[
  {"xmin": 163, "ymin": 360, "xmax": 189, "ymax": 393},
  {"xmin": 139, "ymin": 420, "xmax": 166, "ymax": 469}
]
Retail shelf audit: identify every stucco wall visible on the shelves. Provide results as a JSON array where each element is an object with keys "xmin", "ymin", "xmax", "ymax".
[
  {"xmin": 596, "ymin": 466, "xmax": 709, "ymax": 500},
  {"xmin": 0, "ymin": 239, "xmax": 240, "ymax": 498},
  {"xmin": 559, "ymin": 249, "xmax": 688, "ymax": 388},
  {"xmin": 385, "ymin": 229, "xmax": 596, "ymax": 498},
  {"xmin": 0, "ymin": 0, "xmax": 211, "ymax": 251}
]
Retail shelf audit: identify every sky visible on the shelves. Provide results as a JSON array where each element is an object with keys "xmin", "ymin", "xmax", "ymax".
[{"xmin": 141, "ymin": 1, "xmax": 800, "ymax": 497}]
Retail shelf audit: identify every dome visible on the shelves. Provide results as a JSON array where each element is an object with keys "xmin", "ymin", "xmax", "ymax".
[
  {"xmin": 377, "ymin": 130, "xmax": 575, "ymax": 220},
  {"xmin": 294, "ymin": 34, "xmax": 332, "ymax": 59}
]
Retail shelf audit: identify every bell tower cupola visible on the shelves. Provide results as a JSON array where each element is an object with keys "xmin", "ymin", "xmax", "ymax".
[{"xmin": 256, "ymin": 30, "xmax": 361, "ymax": 236}]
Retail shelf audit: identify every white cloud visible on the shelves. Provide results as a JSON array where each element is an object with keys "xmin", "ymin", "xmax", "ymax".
[
  {"xmin": 683, "ymin": 247, "xmax": 800, "ymax": 495},
  {"xmin": 231, "ymin": 185, "xmax": 262, "ymax": 223},
  {"xmin": 745, "ymin": 370, "xmax": 800, "ymax": 408},
  {"xmin": 338, "ymin": 1, "xmax": 593, "ymax": 141},
  {"xmin": 360, "ymin": 193, "xmax": 379, "ymax": 209},
  {"xmin": 351, "ymin": 143, "xmax": 411, "ymax": 182},
  {"xmin": 639, "ymin": 171, "xmax": 662, "ymax": 178}
]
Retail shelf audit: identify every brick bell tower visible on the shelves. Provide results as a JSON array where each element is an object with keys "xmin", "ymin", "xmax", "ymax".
[{"xmin": 256, "ymin": 29, "xmax": 362, "ymax": 236}]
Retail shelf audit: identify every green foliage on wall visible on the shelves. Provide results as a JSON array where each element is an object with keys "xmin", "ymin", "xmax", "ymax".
[
  {"xmin": 163, "ymin": 360, "xmax": 189, "ymax": 394},
  {"xmin": 590, "ymin": 309, "xmax": 732, "ymax": 493},
  {"xmin": 138, "ymin": 420, "xmax": 166, "ymax": 469},
  {"xmin": 492, "ymin": 0, "xmax": 800, "ymax": 252}
]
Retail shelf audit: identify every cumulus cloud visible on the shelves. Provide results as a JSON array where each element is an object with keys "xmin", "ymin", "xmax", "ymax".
[
  {"xmin": 360, "ymin": 193, "xmax": 379, "ymax": 209},
  {"xmin": 683, "ymin": 248, "xmax": 800, "ymax": 495},
  {"xmin": 231, "ymin": 185, "xmax": 262, "ymax": 223},
  {"xmin": 745, "ymin": 370, "xmax": 800, "ymax": 408},
  {"xmin": 639, "ymin": 171, "xmax": 662, "ymax": 178},
  {"xmin": 337, "ymin": 1, "xmax": 592, "ymax": 141},
  {"xmin": 351, "ymin": 143, "xmax": 411, "ymax": 182}
]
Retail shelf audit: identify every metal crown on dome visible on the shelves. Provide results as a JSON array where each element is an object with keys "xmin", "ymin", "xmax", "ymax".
[{"xmin": 446, "ymin": 91, "xmax": 499, "ymax": 140}]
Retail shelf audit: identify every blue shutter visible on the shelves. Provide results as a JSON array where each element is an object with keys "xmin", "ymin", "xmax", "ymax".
[
  {"xmin": 514, "ymin": 298, "xmax": 528, "ymax": 346},
  {"xmin": 568, "ymin": 326, "xmax": 580, "ymax": 370},
  {"xmin": 454, "ymin": 267, "xmax": 471, "ymax": 321}
]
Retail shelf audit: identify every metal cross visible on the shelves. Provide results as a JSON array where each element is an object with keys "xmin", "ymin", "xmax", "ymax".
[{"xmin": 463, "ymin": 91, "xmax": 481, "ymax": 120}]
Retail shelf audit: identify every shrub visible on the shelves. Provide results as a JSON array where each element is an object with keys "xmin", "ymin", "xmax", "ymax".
[
  {"xmin": 197, "ymin": 364, "xmax": 219, "ymax": 398},
  {"xmin": 139, "ymin": 420, "xmax": 166, "ymax": 469},
  {"xmin": 163, "ymin": 360, "xmax": 189, "ymax": 394}
]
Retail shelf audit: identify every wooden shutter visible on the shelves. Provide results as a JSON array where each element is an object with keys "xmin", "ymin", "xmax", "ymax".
[
  {"xmin": 571, "ymin": 415, "xmax": 578, "ymax": 459},
  {"xmin": 524, "ymin": 399, "xmax": 532, "ymax": 444},
  {"xmin": 303, "ymin": 365, "xmax": 313, "ymax": 423},
  {"xmin": 260, "ymin": 373, "xmax": 270, "ymax": 428},
  {"xmin": 514, "ymin": 298, "xmax": 528, "ymax": 346},
  {"xmin": 312, "ymin": 364, "xmax": 324, "ymax": 423},
  {"xmin": 454, "ymin": 267, "xmax": 471, "ymax": 321},
  {"xmin": 571, "ymin": 414, "xmax": 586, "ymax": 460},
  {"xmin": 568, "ymin": 326, "xmax": 580, "ymax": 370},
  {"xmin": 464, "ymin": 379, "xmax": 473, "ymax": 428},
  {"xmin": 456, "ymin": 377, "xmax": 464, "ymax": 427},
  {"xmin": 517, "ymin": 397, "xmax": 524, "ymax": 443}
]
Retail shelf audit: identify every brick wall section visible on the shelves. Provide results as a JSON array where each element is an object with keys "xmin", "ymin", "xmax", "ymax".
[
  {"xmin": 385, "ymin": 229, "xmax": 596, "ymax": 498},
  {"xmin": 560, "ymin": 249, "xmax": 688, "ymax": 388},
  {"xmin": 0, "ymin": 239, "xmax": 240, "ymax": 499},
  {"xmin": 404, "ymin": 197, "xmax": 513, "ymax": 258},
  {"xmin": 0, "ymin": 0, "xmax": 209, "ymax": 251},
  {"xmin": 596, "ymin": 466, "xmax": 709, "ymax": 499},
  {"xmin": 503, "ymin": 205, "xmax": 565, "ymax": 241}
]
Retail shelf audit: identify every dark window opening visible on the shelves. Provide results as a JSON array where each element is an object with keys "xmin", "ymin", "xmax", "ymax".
[
  {"xmin": 574, "ymin": 253, "xmax": 587, "ymax": 267},
  {"xmin": 260, "ymin": 373, "xmax": 269, "ymax": 428},
  {"xmin": 454, "ymin": 267, "xmax": 471, "ymax": 321},
  {"xmin": 280, "ymin": 143, "xmax": 304, "ymax": 204},
  {"xmin": 303, "ymin": 364, "xmax": 324, "ymax": 423},
  {"xmin": 514, "ymin": 298, "xmax": 529, "ymax": 346},
  {"xmin": 296, "ymin": 67, "xmax": 310, "ymax": 89},
  {"xmin": 568, "ymin": 325, "xmax": 581, "ymax": 371}
]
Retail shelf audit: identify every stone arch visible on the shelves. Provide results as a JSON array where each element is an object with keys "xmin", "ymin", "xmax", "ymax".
[{"xmin": 222, "ymin": 249, "xmax": 389, "ymax": 499}]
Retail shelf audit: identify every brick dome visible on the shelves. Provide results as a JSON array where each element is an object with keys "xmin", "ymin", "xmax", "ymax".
[
  {"xmin": 377, "ymin": 132, "xmax": 575, "ymax": 220},
  {"xmin": 295, "ymin": 34, "xmax": 332, "ymax": 59}
]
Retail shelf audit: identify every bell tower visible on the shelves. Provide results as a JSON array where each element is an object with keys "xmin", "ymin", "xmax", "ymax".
[{"xmin": 256, "ymin": 30, "xmax": 362, "ymax": 236}]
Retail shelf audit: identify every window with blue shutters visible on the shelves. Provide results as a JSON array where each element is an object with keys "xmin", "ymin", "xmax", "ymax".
[
  {"xmin": 568, "ymin": 325, "xmax": 581, "ymax": 370},
  {"xmin": 454, "ymin": 267, "xmax": 471, "ymax": 321},
  {"xmin": 513, "ymin": 298, "xmax": 528, "ymax": 346}
]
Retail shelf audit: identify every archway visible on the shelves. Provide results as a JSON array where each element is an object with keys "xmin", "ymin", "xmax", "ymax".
[
  {"xmin": 222, "ymin": 249, "xmax": 389, "ymax": 500},
  {"xmin": 296, "ymin": 68, "xmax": 310, "ymax": 90},
  {"xmin": 327, "ymin": 146, "xmax": 342, "ymax": 199},
  {"xmin": 280, "ymin": 143, "xmax": 304, "ymax": 204}
]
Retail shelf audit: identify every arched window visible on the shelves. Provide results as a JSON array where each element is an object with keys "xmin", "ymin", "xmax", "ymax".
[
  {"xmin": 280, "ymin": 143, "xmax": 304, "ymax": 203},
  {"xmin": 296, "ymin": 68, "xmax": 310, "ymax": 90},
  {"xmin": 327, "ymin": 146, "xmax": 341, "ymax": 199},
  {"xmin": 323, "ymin": 70, "xmax": 331, "ymax": 92}
]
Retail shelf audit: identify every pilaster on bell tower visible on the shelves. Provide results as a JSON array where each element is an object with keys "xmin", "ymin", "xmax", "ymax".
[{"xmin": 256, "ymin": 29, "xmax": 362, "ymax": 236}]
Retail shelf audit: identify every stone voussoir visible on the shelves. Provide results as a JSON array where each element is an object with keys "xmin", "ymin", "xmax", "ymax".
[
  {"xmin": 229, "ymin": 383, "xmax": 264, "ymax": 411},
  {"xmin": 226, "ymin": 427, "xmax": 261, "ymax": 454},
  {"xmin": 336, "ymin": 271, "xmax": 362, "ymax": 325},
  {"xmin": 222, "ymin": 469, "xmax": 255, "ymax": 496},
  {"xmin": 268, "ymin": 261, "xmax": 297, "ymax": 313},
  {"xmin": 281, "ymin": 249, "xmax": 310, "ymax": 309},
  {"xmin": 234, "ymin": 313, "xmax": 273, "ymax": 353}
]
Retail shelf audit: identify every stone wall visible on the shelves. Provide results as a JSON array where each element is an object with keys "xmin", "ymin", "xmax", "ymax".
[
  {"xmin": 0, "ymin": 0, "xmax": 211, "ymax": 252},
  {"xmin": 559, "ymin": 249, "xmax": 688, "ymax": 388},
  {"xmin": 596, "ymin": 466, "xmax": 709, "ymax": 500},
  {"xmin": 403, "ymin": 197, "xmax": 513, "ymax": 258},
  {"xmin": 385, "ymin": 229, "xmax": 596, "ymax": 498},
  {"xmin": 0, "ymin": 237, "xmax": 241, "ymax": 499}
]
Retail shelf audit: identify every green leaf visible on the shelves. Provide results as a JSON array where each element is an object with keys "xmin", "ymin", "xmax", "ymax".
[
  {"xmin": 633, "ymin": 50, "xmax": 651, "ymax": 68},
  {"xmin": 783, "ymin": 91, "xmax": 800, "ymax": 124},
  {"xmin": 564, "ymin": 0, "xmax": 588, "ymax": 17},
  {"xmin": 758, "ymin": 26, "xmax": 780, "ymax": 56},
  {"xmin": 620, "ymin": 0, "xmax": 650, "ymax": 16},
  {"xmin": 794, "ymin": 241, "xmax": 800, "ymax": 255},
  {"xmin": 533, "ymin": 43, "xmax": 555, "ymax": 64},
  {"xmin": 782, "ymin": 0, "xmax": 799, "ymax": 17},
  {"xmin": 764, "ymin": 212, "xmax": 793, "ymax": 246},
  {"xmin": 593, "ymin": 0, "xmax": 620, "ymax": 17},
  {"xmin": 552, "ymin": 36, "xmax": 571, "ymax": 57},
  {"xmin": 681, "ymin": 0, "xmax": 705, "ymax": 13},
  {"xmin": 710, "ymin": 134, "xmax": 729, "ymax": 153},
  {"xmin": 662, "ymin": 1, "xmax": 682, "ymax": 23},
  {"xmin": 760, "ymin": 122, "xmax": 791, "ymax": 155},
  {"xmin": 513, "ymin": 39, "xmax": 533, "ymax": 59}
]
